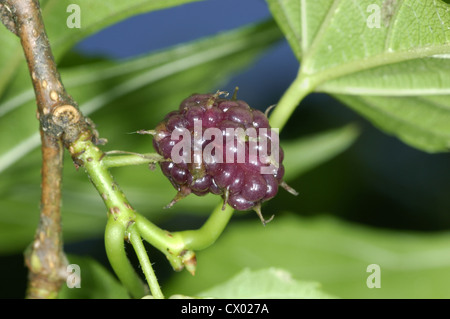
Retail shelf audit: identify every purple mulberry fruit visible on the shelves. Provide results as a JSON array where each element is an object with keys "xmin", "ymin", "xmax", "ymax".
[{"xmin": 145, "ymin": 90, "xmax": 298, "ymax": 225}]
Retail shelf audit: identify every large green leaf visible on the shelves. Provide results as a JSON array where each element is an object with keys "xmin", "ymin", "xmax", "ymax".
[
  {"xmin": 334, "ymin": 94, "xmax": 450, "ymax": 152},
  {"xmin": 198, "ymin": 268, "xmax": 335, "ymax": 299},
  {"xmin": 265, "ymin": 0, "xmax": 333, "ymax": 61},
  {"xmin": 0, "ymin": 0, "xmax": 203, "ymax": 96},
  {"xmin": 267, "ymin": 0, "xmax": 450, "ymax": 152},
  {"xmin": 163, "ymin": 214, "xmax": 450, "ymax": 298}
]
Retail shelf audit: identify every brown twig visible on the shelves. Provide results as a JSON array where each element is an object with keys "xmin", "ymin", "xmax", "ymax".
[
  {"xmin": 0, "ymin": 0, "xmax": 90, "ymax": 298},
  {"xmin": 25, "ymin": 131, "xmax": 67, "ymax": 299}
]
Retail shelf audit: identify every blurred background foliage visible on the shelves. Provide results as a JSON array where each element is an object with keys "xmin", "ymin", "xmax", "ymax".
[{"xmin": 1, "ymin": 0, "xmax": 450, "ymax": 298}]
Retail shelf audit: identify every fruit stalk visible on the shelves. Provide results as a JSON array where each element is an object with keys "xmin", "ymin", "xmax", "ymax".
[{"xmin": 268, "ymin": 70, "xmax": 316, "ymax": 130}]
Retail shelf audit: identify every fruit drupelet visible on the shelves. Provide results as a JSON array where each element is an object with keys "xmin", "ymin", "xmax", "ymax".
[{"xmin": 146, "ymin": 90, "xmax": 297, "ymax": 225}]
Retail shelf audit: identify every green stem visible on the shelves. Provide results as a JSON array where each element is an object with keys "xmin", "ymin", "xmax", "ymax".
[
  {"xmin": 177, "ymin": 203, "xmax": 234, "ymax": 250},
  {"xmin": 134, "ymin": 213, "xmax": 188, "ymax": 272},
  {"xmin": 103, "ymin": 152, "xmax": 163, "ymax": 168},
  {"xmin": 135, "ymin": 202, "xmax": 234, "ymax": 267},
  {"xmin": 71, "ymin": 134, "xmax": 134, "ymax": 225},
  {"xmin": 71, "ymin": 133, "xmax": 160, "ymax": 296},
  {"xmin": 128, "ymin": 223, "xmax": 164, "ymax": 299},
  {"xmin": 105, "ymin": 219, "xmax": 147, "ymax": 299},
  {"xmin": 269, "ymin": 69, "xmax": 317, "ymax": 131}
]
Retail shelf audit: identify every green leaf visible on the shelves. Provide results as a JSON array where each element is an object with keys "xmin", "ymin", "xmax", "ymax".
[
  {"xmin": 268, "ymin": 0, "xmax": 450, "ymax": 152},
  {"xmin": 317, "ymin": 58, "xmax": 450, "ymax": 96},
  {"xmin": 163, "ymin": 214, "xmax": 450, "ymax": 298},
  {"xmin": 266, "ymin": 0, "xmax": 334, "ymax": 60},
  {"xmin": 334, "ymin": 94, "xmax": 450, "ymax": 152},
  {"xmin": 58, "ymin": 255, "xmax": 130, "ymax": 299},
  {"xmin": 0, "ymin": 0, "xmax": 204, "ymax": 96},
  {"xmin": 198, "ymin": 268, "xmax": 335, "ymax": 299},
  {"xmin": 0, "ymin": 20, "xmax": 283, "ymax": 254}
]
